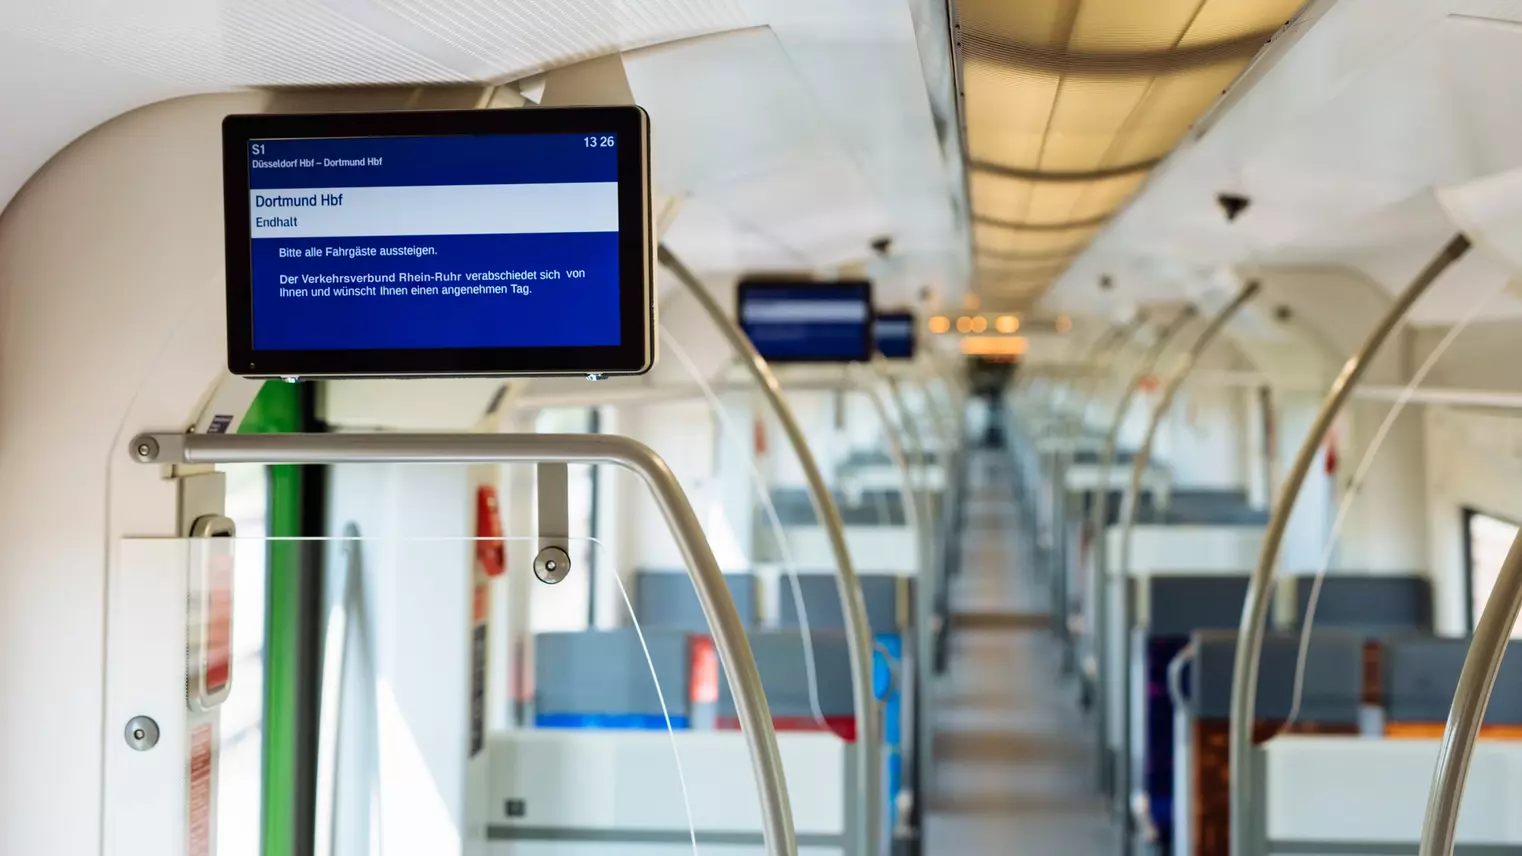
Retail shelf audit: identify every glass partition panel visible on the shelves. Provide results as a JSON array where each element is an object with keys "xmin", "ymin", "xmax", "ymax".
[
  {"xmin": 657, "ymin": 330, "xmax": 833, "ymax": 735},
  {"xmin": 106, "ymin": 534, "xmax": 714, "ymax": 856}
]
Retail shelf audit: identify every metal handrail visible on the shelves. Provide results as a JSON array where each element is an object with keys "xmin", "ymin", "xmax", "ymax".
[
  {"xmin": 878, "ymin": 366, "xmax": 940, "ymax": 798},
  {"xmin": 1053, "ymin": 316, "xmax": 1149, "ymax": 651},
  {"xmin": 1088, "ymin": 307, "xmax": 1197, "ymax": 797},
  {"xmin": 659, "ymin": 245, "xmax": 877, "ymax": 856},
  {"xmin": 1417, "ymin": 522, "xmax": 1522, "ymax": 855},
  {"xmin": 131, "ymin": 431, "xmax": 800, "ymax": 856},
  {"xmin": 856, "ymin": 371, "xmax": 927, "ymax": 841},
  {"xmin": 1114, "ymin": 282, "xmax": 1259, "ymax": 829},
  {"xmin": 1228, "ymin": 235, "xmax": 1471, "ymax": 856}
]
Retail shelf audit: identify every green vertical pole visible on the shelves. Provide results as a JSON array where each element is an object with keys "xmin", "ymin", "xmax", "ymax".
[{"xmin": 241, "ymin": 381, "xmax": 304, "ymax": 856}]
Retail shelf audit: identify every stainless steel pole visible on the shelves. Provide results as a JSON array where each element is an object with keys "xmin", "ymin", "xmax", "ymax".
[
  {"xmin": 1115, "ymin": 283, "xmax": 1259, "ymax": 836},
  {"xmin": 1228, "ymin": 235, "xmax": 1471, "ymax": 856},
  {"xmin": 129, "ymin": 430, "xmax": 799, "ymax": 856},
  {"xmin": 1041, "ymin": 324, "xmax": 1126, "ymax": 449},
  {"xmin": 659, "ymin": 245, "xmax": 879, "ymax": 856},
  {"xmin": 875, "ymin": 364, "xmax": 944, "ymax": 811},
  {"xmin": 858, "ymin": 376, "xmax": 926, "ymax": 843},
  {"xmin": 1417, "ymin": 526, "xmax": 1522, "ymax": 855},
  {"xmin": 1056, "ymin": 316, "xmax": 1149, "ymax": 660},
  {"xmin": 1090, "ymin": 308, "xmax": 1198, "ymax": 799}
]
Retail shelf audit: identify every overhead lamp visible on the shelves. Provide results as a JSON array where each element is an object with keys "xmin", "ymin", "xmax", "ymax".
[
  {"xmin": 956, "ymin": 316, "xmax": 975, "ymax": 333},
  {"xmin": 995, "ymin": 315, "xmax": 1020, "ymax": 334},
  {"xmin": 971, "ymin": 316, "xmax": 989, "ymax": 333},
  {"xmin": 929, "ymin": 315, "xmax": 952, "ymax": 334},
  {"xmin": 956, "ymin": 0, "xmax": 1303, "ymax": 300},
  {"xmin": 961, "ymin": 335, "xmax": 1028, "ymax": 356},
  {"xmin": 1055, "ymin": 315, "xmax": 1073, "ymax": 333}
]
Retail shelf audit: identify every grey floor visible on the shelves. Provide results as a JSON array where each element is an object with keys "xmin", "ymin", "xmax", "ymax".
[{"xmin": 924, "ymin": 450, "xmax": 1120, "ymax": 854}]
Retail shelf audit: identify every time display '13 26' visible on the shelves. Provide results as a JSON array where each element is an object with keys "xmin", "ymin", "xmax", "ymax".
[{"xmin": 584, "ymin": 135, "xmax": 615, "ymax": 148}]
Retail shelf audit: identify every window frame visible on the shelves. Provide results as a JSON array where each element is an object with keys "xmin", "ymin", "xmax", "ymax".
[{"xmin": 1462, "ymin": 505, "xmax": 1522, "ymax": 634}]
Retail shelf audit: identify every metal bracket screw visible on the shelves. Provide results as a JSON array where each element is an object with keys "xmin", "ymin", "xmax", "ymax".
[
  {"xmin": 533, "ymin": 546, "xmax": 571, "ymax": 584},
  {"xmin": 133, "ymin": 437, "xmax": 159, "ymax": 462},
  {"xmin": 125, "ymin": 716, "xmax": 160, "ymax": 751}
]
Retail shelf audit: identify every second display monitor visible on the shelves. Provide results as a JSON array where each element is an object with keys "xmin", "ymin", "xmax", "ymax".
[{"xmin": 736, "ymin": 278, "xmax": 873, "ymax": 363}]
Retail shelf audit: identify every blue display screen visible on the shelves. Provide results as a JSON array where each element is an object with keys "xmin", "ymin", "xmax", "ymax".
[
  {"xmin": 246, "ymin": 133, "xmax": 621, "ymax": 351},
  {"xmin": 738, "ymin": 282, "xmax": 872, "ymax": 362},
  {"xmin": 875, "ymin": 312, "xmax": 915, "ymax": 359}
]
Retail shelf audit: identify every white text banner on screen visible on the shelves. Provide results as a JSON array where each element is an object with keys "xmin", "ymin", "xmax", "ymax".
[
  {"xmin": 742, "ymin": 301, "xmax": 869, "ymax": 324},
  {"xmin": 248, "ymin": 182, "xmax": 619, "ymax": 239}
]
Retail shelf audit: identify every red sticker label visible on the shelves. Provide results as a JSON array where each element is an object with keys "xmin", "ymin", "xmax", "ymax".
[
  {"xmin": 476, "ymin": 486, "xmax": 506, "ymax": 578},
  {"xmin": 205, "ymin": 554, "xmax": 233, "ymax": 694},
  {"xmin": 689, "ymin": 636, "xmax": 719, "ymax": 705},
  {"xmin": 188, "ymin": 722, "xmax": 214, "ymax": 856}
]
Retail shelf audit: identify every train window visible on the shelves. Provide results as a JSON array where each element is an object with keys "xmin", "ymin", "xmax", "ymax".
[{"xmin": 1464, "ymin": 508, "xmax": 1522, "ymax": 636}]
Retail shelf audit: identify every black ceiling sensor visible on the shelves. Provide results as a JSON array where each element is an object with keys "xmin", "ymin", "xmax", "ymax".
[
  {"xmin": 1217, "ymin": 192, "xmax": 1251, "ymax": 222},
  {"xmin": 870, "ymin": 236, "xmax": 893, "ymax": 256},
  {"xmin": 1275, "ymin": 304, "xmax": 1293, "ymax": 323},
  {"xmin": 1099, "ymin": 275, "xmax": 1114, "ymax": 290}
]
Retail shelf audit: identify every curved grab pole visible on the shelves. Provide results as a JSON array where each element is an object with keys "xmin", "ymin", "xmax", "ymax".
[
  {"xmin": 869, "ymin": 365, "xmax": 932, "ymax": 604},
  {"xmin": 1048, "ymin": 317, "xmax": 1149, "ymax": 642},
  {"xmin": 1089, "ymin": 307, "xmax": 1198, "ymax": 795},
  {"xmin": 878, "ymin": 365, "xmax": 933, "ymax": 610},
  {"xmin": 1115, "ymin": 282, "xmax": 1260, "ymax": 833},
  {"xmin": 1228, "ymin": 235, "xmax": 1471, "ymax": 856},
  {"xmin": 1060, "ymin": 315, "xmax": 1148, "ymax": 438},
  {"xmin": 904, "ymin": 363, "xmax": 956, "ymax": 457},
  {"xmin": 659, "ymin": 246, "xmax": 879, "ymax": 856},
  {"xmin": 130, "ymin": 431, "xmax": 799, "ymax": 856},
  {"xmin": 1418, "ymin": 525, "xmax": 1522, "ymax": 855},
  {"xmin": 853, "ymin": 368, "xmax": 927, "ymax": 840},
  {"xmin": 876, "ymin": 363, "xmax": 941, "ymax": 792}
]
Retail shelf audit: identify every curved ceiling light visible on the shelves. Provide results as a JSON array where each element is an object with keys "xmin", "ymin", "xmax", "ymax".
[{"xmin": 955, "ymin": 0, "xmax": 1304, "ymax": 298}]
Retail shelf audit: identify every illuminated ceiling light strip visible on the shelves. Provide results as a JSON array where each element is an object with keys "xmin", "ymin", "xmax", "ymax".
[
  {"xmin": 980, "ymin": 268, "xmax": 1065, "ymax": 281},
  {"xmin": 970, "ymin": 158, "xmax": 1160, "ymax": 183},
  {"xmin": 973, "ymin": 213, "xmax": 1111, "ymax": 232},
  {"xmin": 977, "ymin": 247, "xmax": 1078, "ymax": 263},
  {"xmin": 979, "ymin": 258, "xmax": 1068, "ymax": 271},
  {"xmin": 957, "ymin": 28, "xmax": 1277, "ymax": 76},
  {"xmin": 961, "ymin": 335, "xmax": 1029, "ymax": 356}
]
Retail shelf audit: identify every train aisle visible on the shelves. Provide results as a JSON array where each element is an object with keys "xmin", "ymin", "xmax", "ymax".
[{"xmin": 925, "ymin": 449, "xmax": 1120, "ymax": 854}]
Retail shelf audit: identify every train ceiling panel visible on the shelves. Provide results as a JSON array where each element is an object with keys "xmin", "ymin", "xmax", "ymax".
[
  {"xmin": 627, "ymin": 21, "xmax": 956, "ymax": 287},
  {"xmin": 1050, "ymin": 0, "xmax": 1522, "ymax": 325},
  {"xmin": 0, "ymin": 0, "xmax": 964, "ymax": 302},
  {"xmin": 4, "ymin": 0, "xmax": 751, "ymax": 85},
  {"xmin": 954, "ymin": 0, "xmax": 1303, "ymax": 302}
]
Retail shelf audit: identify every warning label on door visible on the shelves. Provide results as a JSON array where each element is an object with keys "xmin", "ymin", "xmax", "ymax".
[{"xmin": 188, "ymin": 721, "xmax": 215, "ymax": 856}]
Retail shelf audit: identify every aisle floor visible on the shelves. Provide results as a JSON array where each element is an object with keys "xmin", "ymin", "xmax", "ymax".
[{"xmin": 924, "ymin": 451, "xmax": 1120, "ymax": 854}]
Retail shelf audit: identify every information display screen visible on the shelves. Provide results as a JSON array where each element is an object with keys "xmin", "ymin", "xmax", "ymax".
[
  {"xmin": 223, "ymin": 107, "xmax": 652, "ymax": 377},
  {"xmin": 875, "ymin": 311, "xmax": 916, "ymax": 360},
  {"xmin": 737, "ymin": 279, "xmax": 873, "ymax": 363}
]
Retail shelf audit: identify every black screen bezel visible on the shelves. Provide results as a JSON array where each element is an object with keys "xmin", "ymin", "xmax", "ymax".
[
  {"xmin": 222, "ymin": 106, "xmax": 652, "ymax": 378},
  {"xmin": 874, "ymin": 311, "xmax": 917, "ymax": 360},
  {"xmin": 735, "ymin": 278, "xmax": 875, "ymax": 364}
]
